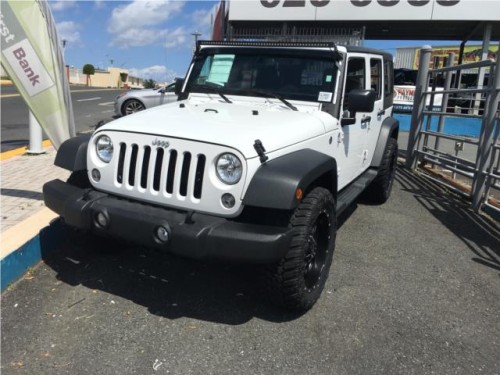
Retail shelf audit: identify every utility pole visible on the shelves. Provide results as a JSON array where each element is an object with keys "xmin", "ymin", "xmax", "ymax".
[{"xmin": 192, "ymin": 31, "xmax": 202, "ymax": 52}]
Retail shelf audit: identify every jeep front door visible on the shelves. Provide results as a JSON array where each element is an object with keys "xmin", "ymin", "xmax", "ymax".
[{"xmin": 337, "ymin": 55, "xmax": 369, "ymax": 188}]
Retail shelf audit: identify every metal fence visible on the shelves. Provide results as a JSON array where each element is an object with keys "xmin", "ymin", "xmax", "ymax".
[
  {"xmin": 406, "ymin": 45, "xmax": 500, "ymax": 218},
  {"xmin": 227, "ymin": 24, "xmax": 365, "ymax": 46}
]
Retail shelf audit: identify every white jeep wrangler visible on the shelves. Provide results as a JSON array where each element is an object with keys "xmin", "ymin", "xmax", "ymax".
[{"xmin": 44, "ymin": 41, "xmax": 399, "ymax": 311}]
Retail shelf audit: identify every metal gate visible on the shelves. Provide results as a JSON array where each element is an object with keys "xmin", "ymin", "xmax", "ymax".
[{"xmin": 405, "ymin": 45, "xmax": 500, "ymax": 218}]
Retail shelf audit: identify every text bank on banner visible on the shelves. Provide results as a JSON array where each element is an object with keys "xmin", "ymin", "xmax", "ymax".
[{"xmin": 0, "ymin": 0, "xmax": 74, "ymax": 148}]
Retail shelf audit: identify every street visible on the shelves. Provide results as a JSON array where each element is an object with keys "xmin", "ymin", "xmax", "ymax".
[{"xmin": 0, "ymin": 85, "xmax": 123, "ymax": 152}]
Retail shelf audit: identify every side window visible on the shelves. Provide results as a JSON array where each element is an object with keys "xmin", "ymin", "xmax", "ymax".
[
  {"xmin": 343, "ymin": 57, "xmax": 366, "ymax": 109},
  {"xmin": 370, "ymin": 58, "xmax": 382, "ymax": 100},
  {"xmin": 384, "ymin": 59, "xmax": 394, "ymax": 99}
]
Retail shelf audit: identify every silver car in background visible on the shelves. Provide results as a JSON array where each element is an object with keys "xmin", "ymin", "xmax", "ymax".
[{"xmin": 114, "ymin": 82, "xmax": 177, "ymax": 116}]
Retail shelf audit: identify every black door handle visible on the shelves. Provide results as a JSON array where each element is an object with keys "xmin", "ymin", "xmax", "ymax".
[
  {"xmin": 361, "ymin": 116, "xmax": 371, "ymax": 124},
  {"xmin": 377, "ymin": 109, "xmax": 385, "ymax": 117}
]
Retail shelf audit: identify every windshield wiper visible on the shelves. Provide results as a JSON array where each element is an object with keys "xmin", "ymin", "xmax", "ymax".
[
  {"xmin": 189, "ymin": 83, "xmax": 232, "ymax": 104},
  {"xmin": 236, "ymin": 89, "xmax": 297, "ymax": 111}
]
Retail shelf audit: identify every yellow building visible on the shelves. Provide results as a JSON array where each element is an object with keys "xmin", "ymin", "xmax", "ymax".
[{"xmin": 67, "ymin": 66, "xmax": 143, "ymax": 88}]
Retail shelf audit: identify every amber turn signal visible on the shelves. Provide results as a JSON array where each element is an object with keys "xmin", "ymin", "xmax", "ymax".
[{"xmin": 295, "ymin": 188, "xmax": 303, "ymax": 201}]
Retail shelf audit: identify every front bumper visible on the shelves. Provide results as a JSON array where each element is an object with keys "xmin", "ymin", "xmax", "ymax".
[{"xmin": 43, "ymin": 179, "xmax": 292, "ymax": 263}]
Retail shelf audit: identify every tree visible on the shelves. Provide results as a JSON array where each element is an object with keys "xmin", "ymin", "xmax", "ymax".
[
  {"xmin": 82, "ymin": 64, "xmax": 95, "ymax": 87},
  {"xmin": 143, "ymin": 79, "xmax": 156, "ymax": 89}
]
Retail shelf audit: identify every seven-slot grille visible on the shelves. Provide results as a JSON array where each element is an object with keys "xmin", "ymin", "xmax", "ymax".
[{"xmin": 116, "ymin": 142, "xmax": 206, "ymax": 200}]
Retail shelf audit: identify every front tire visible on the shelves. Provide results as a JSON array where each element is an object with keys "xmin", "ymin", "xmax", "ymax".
[
  {"xmin": 266, "ymin": 187, "xmax": 336, "ymax": 311},
  {"xmin": 122, "ymin": 99, "xmax": 145, "ymax": 116}
]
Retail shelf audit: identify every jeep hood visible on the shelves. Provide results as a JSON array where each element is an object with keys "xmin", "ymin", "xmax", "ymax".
[{"xmin": 100, "ymin": 100, "xmax": 329, "ymax": 159}]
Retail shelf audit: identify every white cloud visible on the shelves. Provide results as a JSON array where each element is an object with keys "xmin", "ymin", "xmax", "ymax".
[
  {"xmin": 56, "ymin": 21, "xmax": 80, "ymax": 44},
  {"xmin": 94, "ymin": 0, "xmax": 105, "ymax": 9},
  {"xmin": 129, "ymin": 65, "xmax": 179, "ymax": 83},
  {"xmin": 50, "ymin": 0, "xmax": 77, "ymax": 12},
  {"xmin": 190, "ymin": 4, "xmax": 218, "ymax": 39},
  {"xmin": 112, "ymin": 28, "xmax": 168, "ymax": 48},
  {"xmin": 164, "ymin": 27, "xmax": 188, "ymax": 48},
  {"xmin": 108, "ymin": 0, "xmax": 185, "ymax": 48}
]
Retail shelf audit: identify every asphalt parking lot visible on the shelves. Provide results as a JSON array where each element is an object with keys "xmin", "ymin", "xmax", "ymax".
[{"xmin": 2, "ymin": 163, "xmax": 499, "ymax": 375}]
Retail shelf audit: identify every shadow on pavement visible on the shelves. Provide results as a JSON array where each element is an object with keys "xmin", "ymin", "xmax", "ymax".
[
  {"xmin": 0, "ymin": 188, "xmax": 43, "ymax": 200},
  {"xmin": 40, "ymin": 198, "xmax": 358, "ymax": 325},
  {"xmin": 395, "ymin": 166, "xmax": 500, "ymax": 272},
  {"xmin": 41, "ymin": 230, "xmax": 304, "ymax": 324}
]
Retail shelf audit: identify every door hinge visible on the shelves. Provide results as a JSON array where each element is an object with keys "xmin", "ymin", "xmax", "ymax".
[{"xmin": 337, "ymin": 132, "xmax": 344, "ymax": 144}]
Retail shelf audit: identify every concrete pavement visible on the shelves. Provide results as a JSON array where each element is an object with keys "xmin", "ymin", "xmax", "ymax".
[{"xmin": 1, "ymin": 146, "xmax": 69, "ymax": 233}]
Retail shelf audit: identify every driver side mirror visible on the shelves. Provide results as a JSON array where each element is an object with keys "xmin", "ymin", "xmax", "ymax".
[
  {"xmin": 174, "ymin": 78, "xmax": 185, "ymax": 95},
  {"xmin": 341, "ymin": 89, "xmax": 376, "ymax": 126}
]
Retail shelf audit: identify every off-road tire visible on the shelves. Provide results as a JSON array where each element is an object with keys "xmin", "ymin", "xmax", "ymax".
[
  {"xmin": 122, "ymin": 99, "xmax": 145, "ymax": 116},
  {"xmin": 363, "ymin": 137, "xmax": 398, "ymax": 204},
  {"xmin": 265, "ymin": 187, "xmax": 336, "ymax": 311}
]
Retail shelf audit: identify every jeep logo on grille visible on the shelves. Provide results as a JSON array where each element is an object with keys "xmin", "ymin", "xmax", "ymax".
[{"xmin": 152, "ymin": 138, "xmax": 170, "ymax": 148}]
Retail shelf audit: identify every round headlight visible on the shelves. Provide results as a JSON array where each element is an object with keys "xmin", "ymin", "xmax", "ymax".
[
  {"xmin": 216, "ymin": 153, "xmax": 242, "ymax": 185},
  {"xmin": 96, "ymin": 135, "xmax": 113, "ymax": 163}
]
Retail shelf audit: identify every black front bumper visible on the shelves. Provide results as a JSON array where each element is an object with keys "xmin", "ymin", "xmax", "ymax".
[{"xmin": 43, "ymin": 179, "xmax": 292, "ymax": 263}]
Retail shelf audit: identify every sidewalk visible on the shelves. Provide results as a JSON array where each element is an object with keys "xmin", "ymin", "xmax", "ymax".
[{"xmin": 1, "ymin": 147, "xmax": 69, "ymax": 232}]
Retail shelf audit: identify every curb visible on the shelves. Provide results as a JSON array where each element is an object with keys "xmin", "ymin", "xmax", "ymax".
[
  {"xmin": 1, "ymin": 140, "xmax": 53, "ymax": 161},
  {"xmin": 1, "ymin": 210, "xmax": 68, "ymax": 292}
]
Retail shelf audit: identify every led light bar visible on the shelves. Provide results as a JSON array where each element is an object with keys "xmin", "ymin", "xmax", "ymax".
[{"xmin": 197, "ymin": 40, "xmax": 338, "ymax": 49}]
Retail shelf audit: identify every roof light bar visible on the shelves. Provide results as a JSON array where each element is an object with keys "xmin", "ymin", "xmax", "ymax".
[
  {"xmin": 197, "ymin": 40, "xmax": 338, "ymax": 49},
  {"xmin": 196, "ymin": 40, "xmax": 342, "ymax": 60}
]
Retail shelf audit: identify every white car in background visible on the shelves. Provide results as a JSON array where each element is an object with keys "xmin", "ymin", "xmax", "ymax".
[{"xmin": 114, "ymin": 82, "xmax": 177, "ymax": 116}]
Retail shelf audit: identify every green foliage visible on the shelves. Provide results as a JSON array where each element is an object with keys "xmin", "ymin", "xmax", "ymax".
[
  {"xmin": 82, "ymin": 64, "xmax": 95, "ymax": 75},
  {"xmin": 143, "ymin": 79, "xmax": 156, "ymax": 89}
]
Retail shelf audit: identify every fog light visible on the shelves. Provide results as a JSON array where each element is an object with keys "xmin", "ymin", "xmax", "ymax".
[
  {"xmin": 155, "ymin": 226, "xmax": 170, "ymax": 243},
  {"xmin": 95, "ymin": 211, "xmax": 108, "ymax": 228},
  {"xmin": 91, "ymin": 168, "xmax": 101, "ymax": 182},
  {"xmin": 221, "ymin": 193, "xmax": 235, "ymax": 208}
]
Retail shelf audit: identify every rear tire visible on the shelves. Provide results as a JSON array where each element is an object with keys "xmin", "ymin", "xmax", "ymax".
[
  {"xmin": 363, "ymin": 137, "xmax": 398, "ymax": 204},
  {"xmin": 265, "ymin": 187, "xmax": 336, "ymax": 311}
]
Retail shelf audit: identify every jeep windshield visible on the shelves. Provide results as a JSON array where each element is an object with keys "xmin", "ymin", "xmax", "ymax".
[{"xmin": 185, "ymin": 48, "xmax": 338, "ymax": 104}]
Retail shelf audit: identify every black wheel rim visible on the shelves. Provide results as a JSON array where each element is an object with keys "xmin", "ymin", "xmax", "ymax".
[{"xmin": 304, "ymin": 210, "xmax": 330, "ymax": 289}]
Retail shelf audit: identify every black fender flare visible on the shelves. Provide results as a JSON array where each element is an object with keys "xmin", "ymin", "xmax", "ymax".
[
  {"xmin": 54, "ymin": 134, "xmax": 91, "ymax": 171},
  {"xmin": 243, "ymin": 149, "xmax": 337, "ymax": 210},
  {"xmin": 371, "ymin": 117, "xmax": 399, "ymax": 168}
]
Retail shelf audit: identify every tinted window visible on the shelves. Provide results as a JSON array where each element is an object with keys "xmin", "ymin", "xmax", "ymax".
[
  {"xmin": 370, "ymin": 58, "xmax": 382, "ymax": 100},
  {"xmin": 343, "ymin": 57, "xmax": 366, "ymax": 109},
  {"xmin": 384, "ymin": 60, "xmax": 394, "ymax": 98}
]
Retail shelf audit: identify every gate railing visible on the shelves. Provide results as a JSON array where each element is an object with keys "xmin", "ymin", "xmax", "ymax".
[{"xmin": 406, "ymin": 45, "xmax": 500, "ymax": 217}]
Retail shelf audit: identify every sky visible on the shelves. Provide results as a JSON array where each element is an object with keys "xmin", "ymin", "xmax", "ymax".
[
  {"xmin": 50, "ymin": 0, "xmax": 219, "ymax": 83},
  {"xmin": 49, "ymin": 0, "xmax": 465, "ymax": 84}
]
